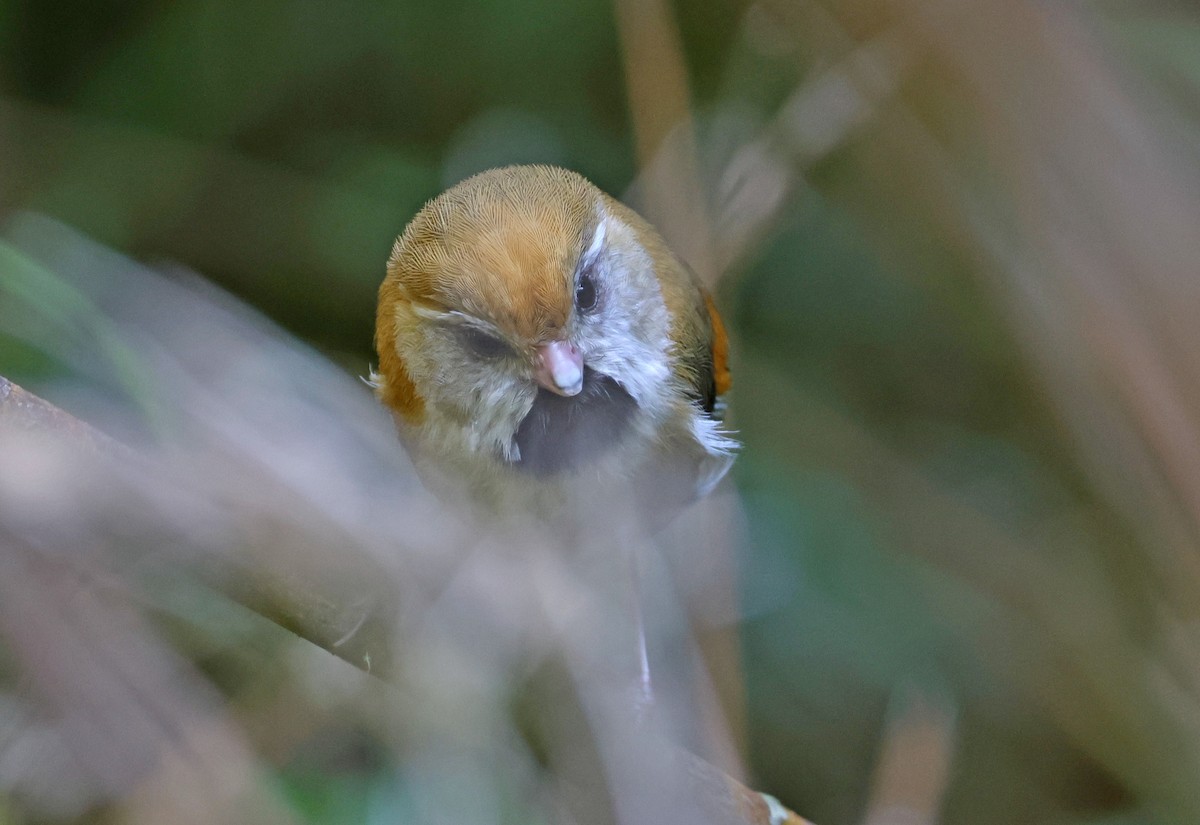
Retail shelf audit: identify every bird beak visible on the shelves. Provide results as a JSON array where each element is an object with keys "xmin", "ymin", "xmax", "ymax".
[{"xmin": 533, "ymin": 340, "xmax": 584, "ymax": 397}]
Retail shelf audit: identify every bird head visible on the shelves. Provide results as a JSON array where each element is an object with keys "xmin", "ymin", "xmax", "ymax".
[{"xmin": 374, "ymin": 165, "xmax": 734, "ymax": 498}]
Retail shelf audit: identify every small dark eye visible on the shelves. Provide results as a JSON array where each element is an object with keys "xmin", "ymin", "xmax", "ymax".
[
  {"xmin": 458, "ymin": 326, "xmax": 511, "ymax": 359},
  {"xmin": 575, "ymin": 273, "xmax": 597, "ymax": 313}
]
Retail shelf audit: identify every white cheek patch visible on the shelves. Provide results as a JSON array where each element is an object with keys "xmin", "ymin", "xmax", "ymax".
[{"xmin": 574, "ymin": 214, "xmax": 674, "ymax": 422}]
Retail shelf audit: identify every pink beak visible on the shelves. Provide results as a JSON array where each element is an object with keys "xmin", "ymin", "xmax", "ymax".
[{"xmin": 533, "ymin": 340, "xmax": 584, "ymax": 397}]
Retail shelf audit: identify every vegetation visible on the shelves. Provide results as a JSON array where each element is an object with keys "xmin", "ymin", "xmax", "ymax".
[{"xmin": 3, "ymin": 1, "xmax": 1200, "ymax": 823}]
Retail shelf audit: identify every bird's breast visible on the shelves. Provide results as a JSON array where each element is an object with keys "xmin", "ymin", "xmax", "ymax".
[{"xmin": 511, "ymin": 367, "xmax": 638, "ymax": 476}]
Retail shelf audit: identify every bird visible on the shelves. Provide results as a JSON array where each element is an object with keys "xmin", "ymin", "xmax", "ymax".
[
  {"xmin": 372, "ymin": 164, "xmax": 736, "ymax": 525},
  {"xmin": 372, "ymin": 165, "xmax": 738, "ymax": 724}
]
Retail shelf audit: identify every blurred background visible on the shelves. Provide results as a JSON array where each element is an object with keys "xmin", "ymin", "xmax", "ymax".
[{"xmin": 4, "ymin": 0, "xmax": 1200, "ymax": 823}]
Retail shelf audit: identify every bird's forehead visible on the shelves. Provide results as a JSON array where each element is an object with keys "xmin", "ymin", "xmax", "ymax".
[
  {"xmin": 450, "ymin": 216, "xmax": 578, "ymax": 335},
  {"xmin": 409, "ymin": 210, "xmax": 594, "ymax": 343},
  {"xmin": 389, "ymin": 166, "xmax": 604, "ymax": 341}
]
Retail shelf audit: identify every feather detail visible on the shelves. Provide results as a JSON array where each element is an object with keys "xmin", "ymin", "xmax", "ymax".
[
  {"xmin": 373, "ymin": 279, "xmax": 425, "ymax": 423},
  {"xmin": 703, "ymin": 291, "xmax": 732, "ymax": 398}
]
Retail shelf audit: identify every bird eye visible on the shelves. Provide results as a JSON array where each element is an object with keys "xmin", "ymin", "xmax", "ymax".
[
  {"xmin": 575, "ymin": 273, "xmax": 597, "ymax": 313},
  {"xmin": 458, "ymin": 326, "xmax": 511, "ymax": 359}
]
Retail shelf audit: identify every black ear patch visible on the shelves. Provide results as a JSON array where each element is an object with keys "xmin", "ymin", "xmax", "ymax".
[
  {"xmin": 691, "ymin": 362, "xmax": 717, "ymax": 415},
  {"xmin": 512, "ymin": 368, "xmax": 637, "ymax": 476}
]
